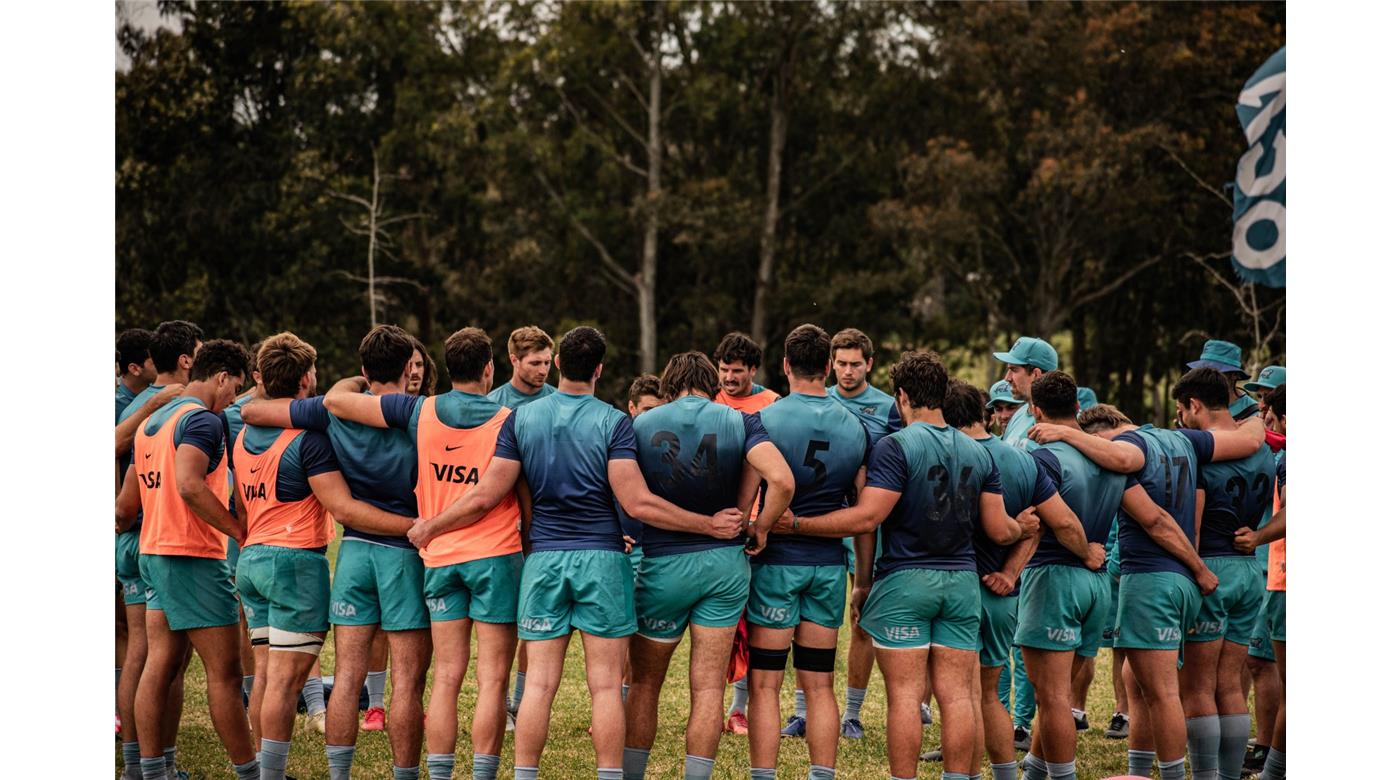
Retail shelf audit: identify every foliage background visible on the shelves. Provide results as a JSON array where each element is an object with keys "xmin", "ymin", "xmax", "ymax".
[{"xmin": 117, "ymin": 1, "xmax": 1285, "ymax": 420}]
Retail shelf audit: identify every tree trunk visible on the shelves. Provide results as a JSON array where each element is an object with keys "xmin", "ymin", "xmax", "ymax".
[
  {"xmin": 637, "ymin": 1, "xmax": 663, "ymax": 375},
  {"xmin": 750, "ymin": 55, "xmax": 790, "ymax": 381},
  {"xmin": 367, "ymin": 149, "xmax": 380, "ymax": 328}
]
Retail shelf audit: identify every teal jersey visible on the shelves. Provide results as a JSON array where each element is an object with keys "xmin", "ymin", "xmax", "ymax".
[
  {"xmin": 827, "ymin": 383, "xmax": 903, "ymax": 444},
  {"xmin": 632, "ymin": 395, "xmax": 770, "ymax": 557},
  {"xmin": 1028, "ymin": 441, "xmax": 1126, "ymax": 569},
  {"xmin": 496, "ymin": 391, "xmax": 637, "ymax": 552},
  {"xmin": 1001, "ymin": 404, "xmax": 1036, "ymax": 450},
  {"xmin": 1106, "ymin": 517, "xmax": 1121, "ymax": 577},
  {"xmin": 756, "ymin": 393, "xmax": 870, "ymax": 567},
  {"xmin": 864, "ymin": 422, "xmax": 1001, "ymax": 576},
  {"xmin": 974, "ymin": 435, "xmax": 1053, "ymax": 579},
  {"xmin": 1229, "ymin": 393, "xmax": 1260, "ymax": 421},
  {"xmin": 1198, "ymin": 442, "xmax": 1276, "ymax": 557},
  {"xmin": 290, "ymin": 395, "xmax": 417, "ymax": 548},
  {"xmin": 486, "ymin": 381, "xmax": 556, "ymax": 410},
  {"xmin": 1114, "ymin": 425, "xmax": 1214, "ymax": 577},
  {"xmin": 116, "ymin": 383, "xmax": 139, "ymax": 425}
]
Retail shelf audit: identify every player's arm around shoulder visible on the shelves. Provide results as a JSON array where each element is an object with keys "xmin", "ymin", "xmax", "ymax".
[
  {"xmin": 323, "ymin": 377, "xmax": 393, "ymax": 428},
  {"xmin": 1209, "ymin": 415, "xmax": 1267, "ymax": 461},
  {"xmin": 1032, "ymin": 423, "xmax": 1144, "ymax": 474}
]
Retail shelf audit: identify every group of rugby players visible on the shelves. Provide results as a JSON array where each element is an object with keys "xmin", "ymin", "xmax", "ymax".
[{"xmin": 112, "ymin": 320, "xmax": 1287, "ymax": 780}]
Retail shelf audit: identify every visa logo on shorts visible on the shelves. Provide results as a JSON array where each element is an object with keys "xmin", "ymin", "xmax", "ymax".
[
  {"xmin": 1046, "ymin": 627, "xmax": 1080, "ymax": 643},
  {"xmin": 1189, "ymin": 620, "xmax": 1222, "ymax": 636},
  {"xmin": 641, "ymin": 617, "xmax": 677, "ymax": 632},
  {"xmin": 520, "ymin": 617, "xmax": 553, "ymax": 632},
  {"xmin": 331, "ymin": 601, "xmax": 358, "ymax": 618},
  {"xmin": 1156, "ymin": 627, "xmax": 1182, "ymax": 642},
  {"xmin": 883, "ymin": 626, "xmax": 921, "ymax": 642},
  {"xmin": 426, "ymin": 598, "xmax": 448, "ymax": 613},
  {"xmin": 756, "ymin": 606, "xmax": 789, "ymax": 622}
]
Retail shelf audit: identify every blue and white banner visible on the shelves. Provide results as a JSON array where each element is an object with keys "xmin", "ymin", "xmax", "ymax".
[{"xmin": 1231, "ymin": 47, "xmax": 1285, "ymax": 287}]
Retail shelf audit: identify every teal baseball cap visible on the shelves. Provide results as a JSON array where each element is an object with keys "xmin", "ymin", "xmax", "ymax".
[
  {"xmin": 1076, "ymin": 386, "xmax": 1099, "ymax": 411},
  {"xmin": 993, "ymin": 336, "xmax": 1059, "ymax": 371},
  {"xmin": 1243, "ymin": 365, "xmax": 1286, "ymax": 393},
  {"xmin": 986, "ymin": 380, "xmax": 1022, "ymax": 409},
  {"xmin": 1187, "ymin": 339, "xmax": 1246, "ymax": 375}
]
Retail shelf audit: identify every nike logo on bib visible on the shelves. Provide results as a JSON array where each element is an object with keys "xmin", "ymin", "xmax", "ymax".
[{"xmin": 445, "ymin": 444, "xmax": 463, "ymax": 452}]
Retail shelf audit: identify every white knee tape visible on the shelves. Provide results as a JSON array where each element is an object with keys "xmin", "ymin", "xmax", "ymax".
[
  {"xmin": 249, "ymin": 626, "xmax": 270, "ymax": 645},
  {"xmin": 269, "ymin": 627, "xmax": 325, "ymax": 656}
]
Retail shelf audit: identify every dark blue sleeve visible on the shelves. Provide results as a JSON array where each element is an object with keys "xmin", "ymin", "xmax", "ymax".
[
  {"xmin": 741, "ymin": 412, "xmax": 771, "ymax": 453},
  {"xmin": 1030, "ymin": 462, "xmax": 1057, "ymax": 505},
  {"xmin": 1179, "ymin": 428, "xmax": 1215, "ymax": 464},
  {"xmin": 982, "ymin": 458, "xmax": 1003, "ymax": 495},
  {"xmin": 885, "ymin": 403, "xmax": 904, "ymax": 433},
  {"xmin": 1113, "ymin": 431, "xmax": 1152, "ymax": 479},
  {"xmin": 494, "ymin": 410, "xmax": 521, "ymax": 461},
  {"xmin": 289, "ymin": 396, "xmax": 331, "ymax": 432},
  {"xmin": 1031, "ymin": 448, "xmax": 1063, "ymax": 491},
  {"xmin": 179, "ymin": 410, "xmax": 225, "ymax": 463},
  {"xmin": 608, "ymin": 415, "xmax": 639, "ymax": 461},
  {"xmin": 1276, "ymin": 453, "xmax": 1285, "ymax": 487},
  {"xmin": 865, "ymin": 437, "xmax": 908, "ymax": 493},
  {"xmin": 379, "ymin": 393, "xmax": 421, "ymax": 431},
  {"xmin": 299, "ymin": 430, "xmax": 340, "ymax": 477}
]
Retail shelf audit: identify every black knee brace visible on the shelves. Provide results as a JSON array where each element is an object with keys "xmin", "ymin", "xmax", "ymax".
[
  {"xmin": 792, "ymin": 643, "xmax": 836, "ymax": 673},
  {"xmin": 748, "ymin": 644, "xmax": 790, "ymax": 671}
]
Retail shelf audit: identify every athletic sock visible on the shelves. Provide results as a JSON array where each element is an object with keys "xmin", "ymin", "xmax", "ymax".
[
  {"xmin": 683, "ymin": 754, "xmax": 715, "ymax": 780},
  {"xmin": 327, "ymin": 744, "xmax": 356, "ymax": 780},
  {"xmin": 750, "ymin": 769, "xmax": 776, "ymax": 780},
  {"xmin": 1047, "ymin": 759, "xmax": 1077, "ymax": 779},
  {"xmin": 1021, "ymin": 753, "xmax": 1049, "ymax": 780},
  {"xmin": 163, "ymin": 746, "xmax": 177, "ymax": 770},
  {"xmin": 243, "ymin": 675, "xmax": 255, "ymax": 699},
  {"xmin": 141, "ymin": 757, "xmax": 166, "ymax": 780},
  {"xmin": 622, "ymin": 747, "xmax": 650, "ymax": 780},
  {"xmin": 367, "ymin": 671, "xmax": 387, "ymax": 709},
  {"xmin": 1217, "ymin": 713, "xmax": 1253, "ymax": 780},
  {"xmin": 302, "ymin": 674, "xmax": 327, "ymax": 717},
  {"xmin": 842, "ymin": 687, "xmax": 866, "ymax": 722},
  {"xmin": 891, "ymin": 776, "xmax": 916, "ymax": 780},
  {"xmin": 991, "ymin": 761, "xmax": 1018, "ymax": 780},
  {"xmin": 512, "ymin": 671, "xmax": 527, "ymax": 709},
  {"xmin": 1258, "ymin": 749, "xmax": 1285, "ymax": 780},
  {"xmin": 598, "ymin": 769, "xmax": 623, "ymax": 780},
  {"xmin": 808, "ymin": 765, "xmax": 835, "ymax": 780},
  {"xmin": 1158, "ymin": 756, "xmax": 1187, "ymax": 780},
  {"xmin": 122, "ymin": 742, "xmax": 142, "ymax": 774},
  {"xmin": 941, "ymin": 773, "xmax": 973, "ymax": 780},
  {"xmin": 427, "ymin": 753, "xmax": 455, "ymax": 780},
  {"xmin": 234, "ymin": 758, "xmax": 260, "ymax": 780},
  {"xmin": 472, "ymin": 753, "xmax": 501, "ymax": 780},
  {"xmin": 514, "ymin": 768, "xmax": 539, "ymax": 780},
  {"xmin": 1186, "ymin": 714, "xmax": 1221, "ymax": 780},
  {"xmin": 392, "ymin": 766, "xmax": 420, "ymax": 780},
  {"xmin": 1127, "ymin": 750, "xmax": 1156, "ymax": 777},
  {"xmin": 794, "ymin": 688, "xmax": 808, "ymax": 719},
  {"xmin": 729, "ymin": 676, "xmax": 750, "ymax": 715},
  {"xmin": 621, "ymin": 683, "xmax": 630, "ymax": 703},
  {"xmin": 259, "ymin": 739, "xmax": 290, "ymax": 780}
]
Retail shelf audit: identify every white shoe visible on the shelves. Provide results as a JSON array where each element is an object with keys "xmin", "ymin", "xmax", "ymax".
[
  {"xmin": 505, "ymin": 709, "xmax": 516, "ymax": 732},
  {"xmin": 306, "ymin": 710, "xmax": 327, "ymax": 734}
]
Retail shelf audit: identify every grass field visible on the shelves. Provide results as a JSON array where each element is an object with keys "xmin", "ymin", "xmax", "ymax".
[{"xmin": 117, "ymin": 535, "xmax": 1254, "ymax": 778}]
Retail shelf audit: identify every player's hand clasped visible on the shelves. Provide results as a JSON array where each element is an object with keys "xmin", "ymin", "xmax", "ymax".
[{"xmin": 707, "ymin": 507, "xmax": 744, "ymax": 539}]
